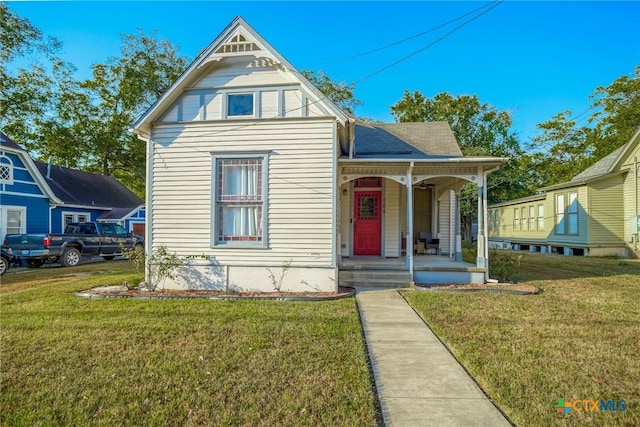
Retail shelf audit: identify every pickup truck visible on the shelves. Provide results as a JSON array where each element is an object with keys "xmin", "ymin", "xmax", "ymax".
[{"xmin": 3, "ymin": 222, "xmax": 144, "ymax": 268}]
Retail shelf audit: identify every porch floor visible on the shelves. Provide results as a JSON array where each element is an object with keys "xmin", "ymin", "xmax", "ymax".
[
  {"xmin": 339, "ymin": 255, "xmax": 485, "ymax": 287},
  {"xmin": 340, "ymin": 255, "xmax": 482, "ymax": 271}
]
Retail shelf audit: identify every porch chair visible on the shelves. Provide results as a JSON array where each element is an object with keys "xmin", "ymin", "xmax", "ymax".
[{"xmin": 419, "ymin": 232, "xmax": 439, "ymax": 255}]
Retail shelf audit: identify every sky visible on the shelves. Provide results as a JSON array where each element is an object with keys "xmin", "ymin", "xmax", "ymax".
[{"xmin": 7, "ymin": 1, "xmax": 640, "ymax": 144}]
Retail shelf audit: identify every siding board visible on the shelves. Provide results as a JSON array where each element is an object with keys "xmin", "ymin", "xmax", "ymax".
[{"xmin": 151, "ymin": 118, "xmax": 336, "ymax": 265}]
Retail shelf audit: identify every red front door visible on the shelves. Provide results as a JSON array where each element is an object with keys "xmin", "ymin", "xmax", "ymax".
[{"xmin": 354, "ymin": 190, "xmax": 382, "ymax": 256}]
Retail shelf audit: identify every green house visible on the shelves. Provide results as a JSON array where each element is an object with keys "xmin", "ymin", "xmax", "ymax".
[{"xmin": 489, "ymin": 129, "xmax": 640, "ymax": 257}]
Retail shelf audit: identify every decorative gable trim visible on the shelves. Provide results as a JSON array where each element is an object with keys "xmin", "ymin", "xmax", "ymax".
[{"xmin": 133, "ymin": 16, "xmax": 347, "ymax": 137}]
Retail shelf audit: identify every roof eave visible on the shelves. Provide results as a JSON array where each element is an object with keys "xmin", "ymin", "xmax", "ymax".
[{"xmin": 132, "ymin": 17, "xmax": 348, "ymax": 137}]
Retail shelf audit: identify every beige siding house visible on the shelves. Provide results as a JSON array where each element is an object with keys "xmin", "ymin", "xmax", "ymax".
[
  {"xmin": 133, "ymin": 17, "xmax": 506, "ymax": 292},
  {"xmin": 489, "ymin": 129, "xmax": 640, "ymax": 258}
]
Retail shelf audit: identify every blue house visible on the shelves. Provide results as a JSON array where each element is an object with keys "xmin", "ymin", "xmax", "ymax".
[{"xmin": 0, "ymin": 132, "xmax": 145, "ymax": 241}]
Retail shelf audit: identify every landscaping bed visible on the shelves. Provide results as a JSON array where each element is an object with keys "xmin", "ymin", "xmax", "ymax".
[{"xmin": 77, "ymin": 285, "xmax": 356, "ymax": 301}]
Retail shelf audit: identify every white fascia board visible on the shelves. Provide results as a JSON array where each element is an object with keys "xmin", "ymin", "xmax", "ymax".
[
  {"xmin": 3, "ymin": 146, "xmax": 64, "ymax": 204},
  {"xmin": 132, "ymin": 17, "xmax": 348, "ymax": 136}
]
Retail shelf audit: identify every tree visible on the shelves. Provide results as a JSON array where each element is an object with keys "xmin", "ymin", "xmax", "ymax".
[
  {"xmin": 390, "ymin": 91, "xmax": 529, "ymax": 240},
  {"xmin": 301, "ymin": 70, "xmax": 362, "ymax": 114},
  {"xmin": 1, "ymin": 3, "xmax": 188, "ymax": 198},
  {"xmin": 0, "ymin": 2, "xmax": 74, "ymax": 146},
  {"xmin": 528, "ymin": 66, "xmax": 639, "ymax": 188}
]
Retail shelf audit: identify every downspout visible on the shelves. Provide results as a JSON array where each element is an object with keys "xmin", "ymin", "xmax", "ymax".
[
  {"xmin": 406, "ymin": 162, "xmax": 414, "ymax": 282},
  {"xmin": 49, "ymin": 205, "xmax": 54, "ymax": 233}
]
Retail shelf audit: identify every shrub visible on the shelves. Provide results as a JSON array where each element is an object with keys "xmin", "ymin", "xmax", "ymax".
[
  {"xmin": 120, "ymin": 244, "xmax": 183, "ymax": 291},
  {"xmin": 489, "ymin": 249, "xmax": 522, "ymax": 282}
]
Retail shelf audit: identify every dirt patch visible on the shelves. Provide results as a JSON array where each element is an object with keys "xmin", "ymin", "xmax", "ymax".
[
  {"xmin": 416, "ymin": 282, "xmax": 541, "ymax": 295},
  {"xmin": 77, "ymin": 285, "xmax": 356, "ymax": 301}
]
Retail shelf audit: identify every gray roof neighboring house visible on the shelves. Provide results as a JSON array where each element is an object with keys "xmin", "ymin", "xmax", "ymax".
[
  {"xmin": 540, "ymin": 142, "xmax": 629, "ymax": 192},
  {"xmin": 34, "ymin": 161, "xmax": 143, "ymax": 210},
  {"xmin": 352, "ymin": 121, "xmax": 463, "ymax": 159},
  {"xmin": 2, "ymin": 131, "xmax": 143, "ymax": 220}
]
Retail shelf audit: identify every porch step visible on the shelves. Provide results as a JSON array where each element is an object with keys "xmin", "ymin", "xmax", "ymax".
[{"xmin": 339, "ymin": 269, "xmax": 412, "ymax": 288}]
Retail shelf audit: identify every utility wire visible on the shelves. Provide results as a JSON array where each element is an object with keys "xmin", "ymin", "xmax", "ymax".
[
  {"xmin": 356, "ymin": 0, "xmax": 504, "ymax": 84},
  {"xmin": 324, "ymin": 1, "xmax": 502, "ymax": 65}
]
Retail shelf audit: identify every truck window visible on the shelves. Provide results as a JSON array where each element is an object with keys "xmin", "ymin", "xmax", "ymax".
[
  {"xmin": 113, "ymin": 224, "xmax": 128, "ymax": 237},
  {"xmin": 84, "ymin": 223, "xmax": 97, "ymax": 234},
  {"xmin": 101, "ymin": 223, "xmax": 115, "ymax": 236}
]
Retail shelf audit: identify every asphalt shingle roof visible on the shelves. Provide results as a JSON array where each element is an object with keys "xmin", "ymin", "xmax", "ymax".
[
  {"xmin": 34, "ymin": 162, "xmax": 143, "ymax": 209},
  {"xmin": 353, "ymin": 121, "xmax": 463, "ymax": 159}
]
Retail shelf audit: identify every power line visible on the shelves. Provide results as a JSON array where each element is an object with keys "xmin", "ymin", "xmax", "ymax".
[
  {"xmin": 323, "ymin": 1, "xmax": 502, "ymax": 66},
  {"xmin": 356, "ymin": 0, "xmax": 504, "ymax": 84}
]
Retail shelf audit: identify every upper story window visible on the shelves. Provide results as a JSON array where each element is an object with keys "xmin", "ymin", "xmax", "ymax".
[
  {"xmin": 0, "ymin": 155, "xmax": 13, "ymax": 184},
  {"xmin": 227, "ymin": 93, "xmax": 254, "ymax": 117}
]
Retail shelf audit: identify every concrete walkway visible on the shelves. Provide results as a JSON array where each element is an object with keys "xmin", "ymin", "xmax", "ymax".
[{"xmin": 356, "ymin": 288, "xmax": 512, "ymax": 427}]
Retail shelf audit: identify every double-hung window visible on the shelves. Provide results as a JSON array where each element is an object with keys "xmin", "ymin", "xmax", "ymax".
[
  {"xmin": 537, "ymin": 204, "xmax": 544, "ymax": 230},
  {"xmin": 213, "ymin": 154, "xmax": 267, "ymax": 246},
  {"xmin": 555, "ymin": 192, "xmax": 578, "ymax": 235}
]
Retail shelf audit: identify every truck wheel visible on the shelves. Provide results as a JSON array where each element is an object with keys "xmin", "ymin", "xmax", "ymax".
[
  {"xmin": 26, "ymin": 259, "xmax": 44, "ymax": 268},
  {"xmin": 61, "ymin": 248, "xmax": 81, "ymax": 267},
  {"xmin": 0, "ymin": 256, "xmax": 8, "ymax": 275}
]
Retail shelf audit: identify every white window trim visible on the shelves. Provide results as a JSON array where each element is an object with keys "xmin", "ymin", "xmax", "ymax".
[
  {"xmin": 223, "ymin": 91, "xmax": 256, "ymax": 119},
  {"xmin": 1, "ymin": 205, "xmax": 26, "ymax": 239},
  {"xmin": 211, "ymin": 152, "xmax": 269, "ymax": 248},
  {"xmin": 0, "ymin": 154, "xmax": 14, "ymax": 185},
  {"xmin": 62, "ymin": 211, "xmax": 91, "ymax": 231}
]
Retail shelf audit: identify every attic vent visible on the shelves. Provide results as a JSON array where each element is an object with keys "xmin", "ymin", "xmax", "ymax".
[{"xmin": 215, "ymin": 33, "xmax": 261, "ymax": 54}]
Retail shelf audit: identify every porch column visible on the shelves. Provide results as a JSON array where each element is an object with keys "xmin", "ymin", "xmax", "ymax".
[
  {"xmin": 406, "ymin": 162, "xmax": 414, "ymax": 279},
  {"xmin": 476, "ymin": 167, "xmax": 487, "ymax": 272},
  {"xmin": 455, "ymin": 194, "xmax": 462, "ymax": 262}
]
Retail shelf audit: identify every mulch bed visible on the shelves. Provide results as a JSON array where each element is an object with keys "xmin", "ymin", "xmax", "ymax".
[{"xmin": 76, "ymin": 285, "xmax": 356, "ymax": 301}]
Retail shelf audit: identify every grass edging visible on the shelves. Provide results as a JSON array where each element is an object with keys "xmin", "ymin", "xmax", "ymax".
[{"xmin": 75, "ymin": 287, "xmax": 357, "ymax": 301}]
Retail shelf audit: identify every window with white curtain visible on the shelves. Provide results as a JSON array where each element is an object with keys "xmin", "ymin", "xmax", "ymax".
[{"xmin": 214, "ymin": 155, "xmax": 267, "ymax": 245}]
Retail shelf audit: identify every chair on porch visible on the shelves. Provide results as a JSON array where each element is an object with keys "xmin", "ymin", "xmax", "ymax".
[{"xmin": 419, "ymin": 232, "xmax": 439, "ymax": 255}]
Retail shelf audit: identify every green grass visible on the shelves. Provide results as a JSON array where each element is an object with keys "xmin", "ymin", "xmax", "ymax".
[
  {"xmin": 403, "ymin": 252, "xmax": 640, "ymax": 427},
  {"xmin": 1, "ymin": 261, "xmax": 377, "ymax": 426}
]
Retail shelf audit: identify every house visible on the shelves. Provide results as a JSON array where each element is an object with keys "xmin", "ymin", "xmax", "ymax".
[
  {"xmin": 489, "ymin": 129, "xmax": 640, "ymax": 258},
  {"xmin": 0, "ymin": 132, "xmax": 145, "ymax": 240},
  {"xmin": 132, "ymin": 17, "xmax": 506, "ymax": 292}
]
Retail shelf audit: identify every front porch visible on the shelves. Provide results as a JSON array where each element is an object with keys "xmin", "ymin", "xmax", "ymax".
[{"xmin": 338, "ymin": 255, "xmax": 486, "ymax": 288}]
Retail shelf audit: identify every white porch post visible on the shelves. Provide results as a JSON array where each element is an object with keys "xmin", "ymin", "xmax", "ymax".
[
  {"xmin": 406, "ymin": 162, "xmax": 414, "ymax": 280},
  {"xmin": 476, "ymin": 167, "xmax": 487, "ymax": 274},
  {"xmin": 483, "ymin": 171, "xmax": 490, "ymax": 282},
  {"xmin": 455, "ymin": 193, "xmax": 462, "ymax": 262}
]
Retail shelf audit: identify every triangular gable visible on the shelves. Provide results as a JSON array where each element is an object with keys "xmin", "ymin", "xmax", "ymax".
[
  {"xmin": 540, "ymin": 128, "xmax": 640, "ymax": 192},
  {"xmin": 0, "ymin": 132, "xmax": 62, "ymax": 204},
  {"xmin": 133, "ymin": 16, "xmax": 348, "ymax": 137},
  {"xmin": 611, "ymin": 128, "xmax": 640, "ymax": 172}
]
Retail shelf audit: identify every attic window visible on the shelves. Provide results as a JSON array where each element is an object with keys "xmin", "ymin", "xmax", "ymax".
[
  {"xmin": 227, "ymin": 93, "xmax": 254, "ymax": 117},
  {"xmin": 0, "ymin": 155, "xmax": 13, "ymax": 184}
]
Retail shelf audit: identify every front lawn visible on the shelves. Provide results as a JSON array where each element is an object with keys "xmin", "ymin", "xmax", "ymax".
[
  {"xmin": 0, "ymin": 261, "xmax": 377, "ymax": 426},
  {"xmin": 403, "ymin": 252, "xmax": 640, "ymax": 426}
]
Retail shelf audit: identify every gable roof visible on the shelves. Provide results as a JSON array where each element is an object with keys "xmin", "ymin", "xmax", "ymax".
[
  {"xmin": 2, "ymin": 132, "xmax": 143, "ymax": 218},
  {"xmin": 1, "ymin": 132, "xmax": 63, "ymax": 203},
  {"xmin": 33, "ymin": 162, "xmax": 143, "ymax": 209},
  {"xmin": 540, "ymin": 128, "xmax": 640, "ymax": 191},
  {"xmin": 352, "ymin": 121, "xmax": 463, "ymax": 159},
  {"xmin": 132, "ymin": 16, "xmax": 349, "ymax": 137},
  {"xmin": 0, "ymin": 131, "xmax": 24, "ymax": 151}
]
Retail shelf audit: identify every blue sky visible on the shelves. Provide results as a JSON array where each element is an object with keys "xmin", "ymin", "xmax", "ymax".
[{"xmin": 8, "ymin": 1, "xmax": 640, "ymax": 144}]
